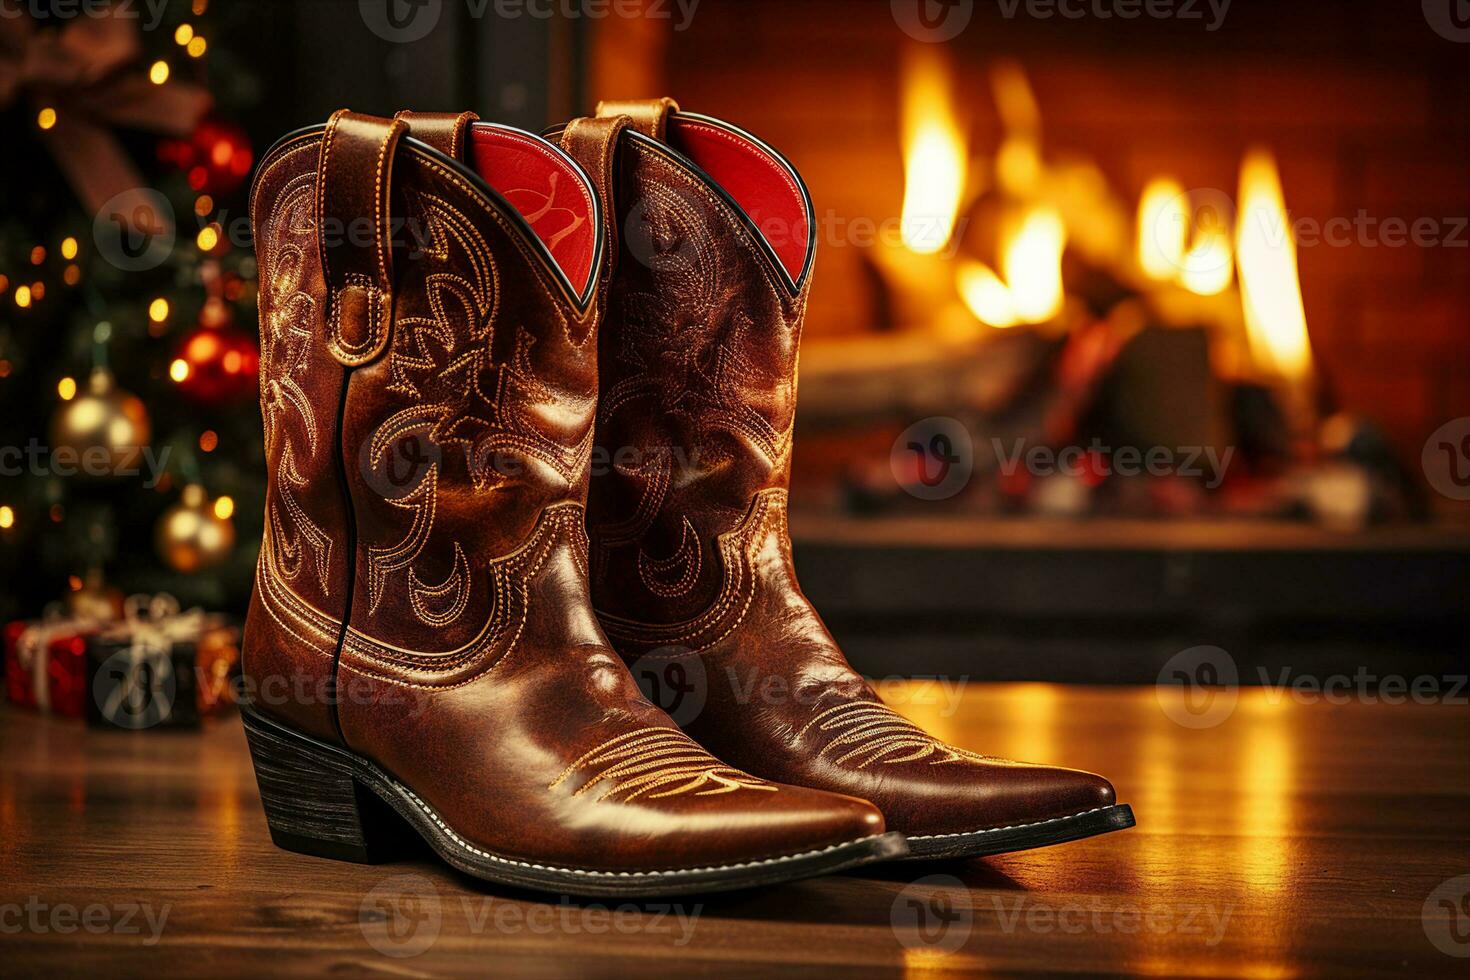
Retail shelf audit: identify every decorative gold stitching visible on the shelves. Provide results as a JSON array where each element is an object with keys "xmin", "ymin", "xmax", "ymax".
[
  {"xmin": 637, "ymin": 516, "xmax": 702, "ymax": 599},
  {"xmin": 548, "ymin": 727, "xmax": 775, "ymax": 802},
  {"xmin": 260, "ymin": 171, "xmax": 332, "ymax": 597},
  {"xmin": 797, "ymin": 701, "xmax": 991, "ymax": 769}
]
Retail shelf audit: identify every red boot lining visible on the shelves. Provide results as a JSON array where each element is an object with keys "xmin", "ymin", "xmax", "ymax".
[
  {"xmin": 467, "ymin": 124, "xmax": 598, "ymax": 298},
  {"xmin": 666, "ymin": 116, "xmax": 812, "ymax": 285}
]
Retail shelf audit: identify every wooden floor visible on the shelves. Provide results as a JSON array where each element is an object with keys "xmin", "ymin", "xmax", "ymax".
[{"xmin": 2, "ymin": 683, "xmax": 1467, "ymax": 977}]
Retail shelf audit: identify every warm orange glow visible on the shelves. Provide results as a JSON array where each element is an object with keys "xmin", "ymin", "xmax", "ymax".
[
  {"xmin": 957, "ymin": 206, "xmax": 1066, "ymax": 328},
  {"xmin": 14, "ymin": 285, "xmax": 32, "ymax": 308},
  {"xmin": 0, "ymin": 506, "xmax": 14, "ymax": 530},
  {"xmin": 213, "ymin": 496, "xmax": 234, "ymax": 520},
  {"xmin": 1180, "ymin": 220, "xmax": 1233, "ymax": 296},
  {"xmin": 57, "ymin": 377, "xmax": 76, "ymax": 401},
  {"xmin": 990, "ymin": 61, "xmax": 1043, "ymax": 196},
  {"xmin": 175, "ymin": 23, "xmax": 194, "ymax": 45},
  {"xmin": 1004, "ymin": 207, "xmax": 1067, "ymax": 322},
  {"xmin": 60, "ymin": 237, "xmax": 78, "ymax": 260},
  {"xmin": 899, "ymin": 48, "xmax": 968, "ymax": 255},
  {"xmin": 149, "ymin": 60, "xmax": 170, "ymax": 85},
  {"xmin": 957, "ymin": 261, "xmax": 1019, "ymax": 328},
  {"xmin": 170, "ymin": 359, "xmax": 191, "ymax": 383},
  {"xmin": 197, "ymin": 225, "xmax": 220, "ymax": 251},
  {"xmin": 149, "ymin": 298, "xmax": 170, "ymax": 322},
  {"xmin": 188, "ymin": 333, "xmax": 221, "ymax": 361},
  {"xmin": 1137, "ymin": 178, "xmax": 1188, "ymax": 280},
  {"xmin": 1237, "ymin": 149, "xmax": 1312, "ymax": 380},
  {"xmin": 187, "ymin": 36, "xmax": 207, "ymax": 58},
  {"xmin": 37, "ymin": 107, "xmax": 56, "ymax": 130}
]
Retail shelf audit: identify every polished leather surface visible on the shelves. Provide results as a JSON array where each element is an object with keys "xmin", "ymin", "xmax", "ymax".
[
  {"xmin": 243, "ymin": 111, "xmax": 886, "ymax": 874},
  {"xmin": 582, "ymin": 103, "xmax": 1118, "ymax": 837}
]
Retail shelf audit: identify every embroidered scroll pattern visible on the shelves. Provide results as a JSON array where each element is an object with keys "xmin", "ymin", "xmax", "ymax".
[
  {"xmin": 549, "ymin": 727, "xmax": 776, "ymax": 802},
  {"xmin": 260, "ymin": 173, "xmax": 332, "ymax": 594},
  {"xmin": 364, "ymin": 190, "xmax": 591, "ymax": 625},
  {"xmin": 797, "ymin": 701, "xmax": 991, "ymax": 770}
]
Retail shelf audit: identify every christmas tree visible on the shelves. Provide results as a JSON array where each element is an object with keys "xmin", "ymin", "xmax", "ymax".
[{"xmin": 0, "ymin": 0, "xmax": 263, "ymax": 622}]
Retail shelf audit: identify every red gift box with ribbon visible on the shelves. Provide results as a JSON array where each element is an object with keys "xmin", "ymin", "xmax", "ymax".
[{"xmin": 3, "ymin": 611, "xmax": 99, "ymax": 716}]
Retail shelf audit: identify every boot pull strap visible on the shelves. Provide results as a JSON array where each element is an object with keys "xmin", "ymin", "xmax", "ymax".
[
  {"xmin": 595, "ymin": 97, "xmax": 679, "ymax": 140},
  {"xmin": 393, "ymin": 110, "xmax": 479, "ymax": 161},
  {"xmin": 559, "ymin": 114, "xmax": 630, "ymax": 308},
  {"xmin": 317, "ymin": 109, "xmax": 407, "ymax": 367}
]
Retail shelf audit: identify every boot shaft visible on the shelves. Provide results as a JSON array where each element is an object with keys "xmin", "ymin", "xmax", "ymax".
[
  {"xmin": 576, "ymin": 101, "xmax": 818, "ymax": 626},
  {"xmin": 246, "ymin": 111, "xmax": 606, "ymax": 738}
]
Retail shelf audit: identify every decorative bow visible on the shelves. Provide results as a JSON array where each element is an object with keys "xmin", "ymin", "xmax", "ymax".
[
  {"xmin": 0, "ymin": 5, "xmax": 211, "ymax": 222},
  {"xmin": 15, "ymin": 602, "xmax": 94, "ymax": 710}
]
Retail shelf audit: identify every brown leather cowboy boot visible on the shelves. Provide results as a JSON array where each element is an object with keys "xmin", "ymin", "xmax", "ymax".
[
  {"xmin": 242, "ymin": 109, "xmax": 904, "ymax": 896},
  {"xmin": 566, "ymin": 99, "xmax": 1135, "ymax": 860}
]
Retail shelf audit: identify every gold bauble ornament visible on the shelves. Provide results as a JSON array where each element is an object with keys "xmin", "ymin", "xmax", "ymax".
[
  {"xmin": 49, "ymin": 368, "xmax": 152, "ymax": 477},
  {"xmin": 156, "ymin": 484, "xmax": 235, "ymax": 572}
]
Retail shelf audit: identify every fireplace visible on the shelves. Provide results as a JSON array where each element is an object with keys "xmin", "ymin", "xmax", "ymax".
[{"xmin": 588, "ymin": 0, "xmax": 1470, "ymax": 679}]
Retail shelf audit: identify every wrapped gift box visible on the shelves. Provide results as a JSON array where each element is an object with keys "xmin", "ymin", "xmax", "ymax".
[
  {"xmin": 3, "ymin": 613, "xmax": 98, "ymax": 717},
  {"xmin": 84, "ymin": 595, "xmax": 240, "ymax": 730}
]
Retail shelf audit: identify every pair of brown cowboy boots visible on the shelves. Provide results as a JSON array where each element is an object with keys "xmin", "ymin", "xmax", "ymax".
[{"xmin": 242, "ymin": 100, "xmax": 1133, "ymax": 896}]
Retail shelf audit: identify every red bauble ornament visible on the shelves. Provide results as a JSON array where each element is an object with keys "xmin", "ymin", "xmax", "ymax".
[
  {"xmin": 159, "ymin": 116, "xmax": 254, "ymax": 196},
  {"xmin": 174, "ymin": 315, "xmax": 259, "ymax": 405}
]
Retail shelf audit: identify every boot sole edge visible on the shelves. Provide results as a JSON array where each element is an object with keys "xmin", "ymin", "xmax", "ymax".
[
  {"xmin": 900, "ymin": 804, "xmax": 1136, "ymax": 861},
  {"xmin": 242, "ymin": 706, "xmax": 908, "ymax": 896}
]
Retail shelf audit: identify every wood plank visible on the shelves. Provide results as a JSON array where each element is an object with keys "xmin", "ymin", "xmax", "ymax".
[{"xmin": 1, "ymin": 686, "xmax": 1466, "ymax": 977}]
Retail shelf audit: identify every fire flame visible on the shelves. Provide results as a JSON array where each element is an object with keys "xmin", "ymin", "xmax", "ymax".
[
  {"xmin": 1236, "ymin": 149, "xmax": 1312, "ymax": 380},
  {"xmin": 958, "ymin": 206, "xmax": 1067, "ymax": 328},
  {"xmin": 1179, "ymin": 220, "xmax": 1233, "ymax": 297},
  {"xmin": 899, "ymin": 48, "xmax": 968, "ymax": 255},
  {"xmin": 1137, "ymin": 177, "xmax": 1233, "ymax": 296},
  {"xmin": 1137, "ymin": 178, "xmax": 1188, "ymax": 281}
]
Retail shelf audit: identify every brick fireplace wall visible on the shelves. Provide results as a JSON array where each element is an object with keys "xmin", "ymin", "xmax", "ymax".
[{"xmin": 623, "ymin": 0, "xmax": 1470, "ymax": 486}]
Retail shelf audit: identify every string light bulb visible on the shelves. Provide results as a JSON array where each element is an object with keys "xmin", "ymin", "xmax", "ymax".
[
  {"xmin": 0, "ymin": 506, "xmax": 14, "ymax": 530},
  {"xmin": 149, "ymin": 60, "xmax": 170, "ymax": 84},
  {"xmin": 57, "ymin": 376, "xmax": 77, "ymax": 400},
  {"xmin": 60, "ymin": 237, "xmax": 78, "ymax": 260},
  {"xmin": 37, "ymin": 107, "xmax": 56, "ymax": 130}
]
